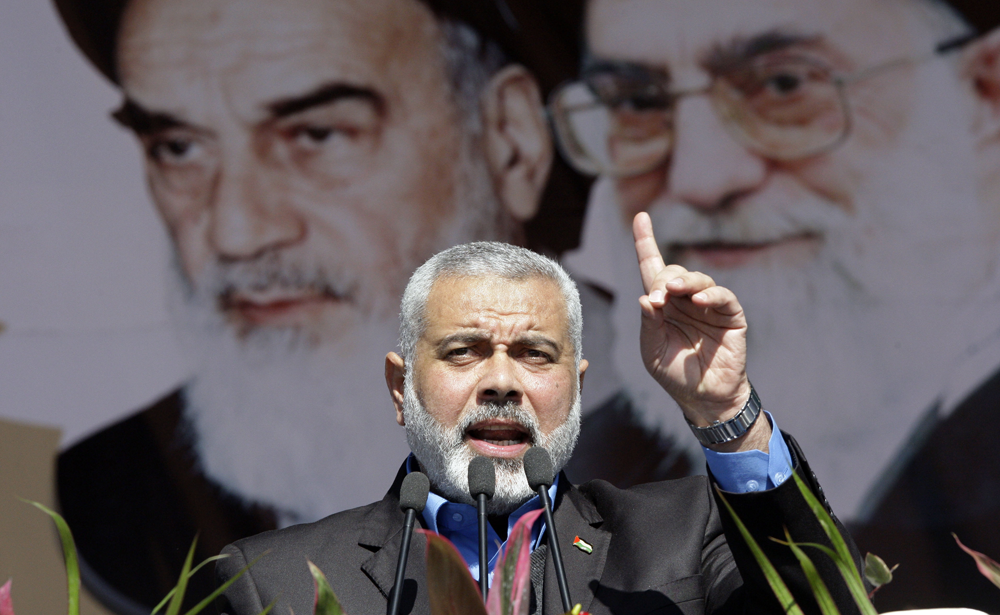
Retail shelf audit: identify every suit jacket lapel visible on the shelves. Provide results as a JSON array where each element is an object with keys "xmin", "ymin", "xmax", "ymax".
[
  {"xmin": 358, "ymin": 464, "xmax": 431, "ymax": 615},
  {"xmin": 544, "ymin": 474, "xmax": 611, "ymax": 615}
]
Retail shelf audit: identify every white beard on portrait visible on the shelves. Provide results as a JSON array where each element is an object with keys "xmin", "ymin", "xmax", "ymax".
[
  {"xmin": 576, "ymin": 60, "xmax": 1000, "ymax": 521},
  {"xmin": 168, "ymin": 140, "xmax": 507, "ymax": 526}
]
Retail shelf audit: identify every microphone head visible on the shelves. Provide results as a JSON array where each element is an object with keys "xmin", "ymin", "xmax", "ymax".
[
  {"xmin": 523, "ymin": 447, "xmax": 554, "ymax": 492},
  {"xmin": 467, "ymin": 456, "xmax": 496, "ymax": 499},
  {"xmin": 399, "ymin": 471, "xmax": 430, "ymax": 513}
]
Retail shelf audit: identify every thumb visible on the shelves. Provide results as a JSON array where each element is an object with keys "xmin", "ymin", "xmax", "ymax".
[{"xmin": 638, "ymin": 295, "xmax": 662, "ymax": 328}]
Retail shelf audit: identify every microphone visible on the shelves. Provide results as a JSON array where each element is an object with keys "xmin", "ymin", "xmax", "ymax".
[
  {"xmin": 389, "ymin": 471, "xmax": 430, "ymax": 615},
  {"xmin": 523, "ymin": 447, "xmax": 572, "ymax": 614},
  {"xmin": 468, "ymin": 456, "xmax": 496, "ymax": 601}
]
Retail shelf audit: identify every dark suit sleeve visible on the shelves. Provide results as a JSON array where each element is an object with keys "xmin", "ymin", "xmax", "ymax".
[
  {"xmin": 215, "ymin": 543, "xmax": 267, "ymax": 615},
  {"xmin": 709, "ymin": 432, "xmax": 869, "ymax": 615}
]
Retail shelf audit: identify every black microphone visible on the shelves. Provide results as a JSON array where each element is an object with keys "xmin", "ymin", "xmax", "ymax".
[
  {"xmin": 468, "ymin": 456, "xmax": 496, "ymax": 601},
  {"xmin": 523, "ymin": 446, "xmax": 572, "ymax": 614},
  {"xmin": 389, "ymin": 471, "xmax": 430, "ymax": 615}
]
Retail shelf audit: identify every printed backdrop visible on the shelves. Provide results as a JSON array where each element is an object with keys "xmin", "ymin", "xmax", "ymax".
[{"xmin": 2, "ymin": 0, "xmax": 999, "ymax": 612}]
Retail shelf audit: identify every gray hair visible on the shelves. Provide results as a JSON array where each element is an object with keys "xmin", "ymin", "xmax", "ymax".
[{"xmin": 399, "ymin": 242, "xmax": 583, "ymax": 365}]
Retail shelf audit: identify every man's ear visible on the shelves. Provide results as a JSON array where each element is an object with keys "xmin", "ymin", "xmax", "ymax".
[
  {"xmin": 385, "ymin": 352, "xmax": 407, "ymax": 426},
  {"xmin": 578, "ymin": 358, "xmax": 589, "ymax": 391},
  {"xmin": 963, "ymin": 27, "xmax": 1000, "ymax": 142},
  {"xmin": 481, "ymin": 64, "xmax": 554, "ymax": 222}
]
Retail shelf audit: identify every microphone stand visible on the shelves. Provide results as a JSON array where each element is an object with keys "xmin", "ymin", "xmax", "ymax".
[
  {"xmin": 388, "ymin": 507, "xmax": 417, "ymax": 615},
  {"xmin": 389, "ymin": 472, "xmax": 429, "ymax": 615},
  {"xmin": 536, "ymin": 484, "xmax": 572, "ymax": 614},
  {"xmin": 477, "ymin": 492, "xmax": 489, "ymax": 601},
  {"xmin": 468, "ymin": 456, "xmax": 496, "ymax": 602},
  {"xmin": 524, "ymin": 447, "xmax": 572, "ymax": 613}
]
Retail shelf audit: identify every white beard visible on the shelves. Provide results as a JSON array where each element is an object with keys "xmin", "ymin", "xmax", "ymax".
[
  {"xmin": 568, "ymin": 59, "xmax": 1000, "ymax": 521},
  {"xmin": 170, "ymin": 138, "xmax": 507, "ymax": 526},
  {"xmin": 401, "ymin": 367, "xmax": 582, "ymax": 515}
]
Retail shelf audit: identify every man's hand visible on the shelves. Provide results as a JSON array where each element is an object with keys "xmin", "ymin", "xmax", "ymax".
[{"xmin": 632, "ymin": 212, "xmax": 768, "ymax": 452}]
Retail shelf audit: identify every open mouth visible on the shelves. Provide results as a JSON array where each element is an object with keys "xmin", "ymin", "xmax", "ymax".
[{"xmin": 465, "ymin": 421, "xmax": 533, "ymax": 457}]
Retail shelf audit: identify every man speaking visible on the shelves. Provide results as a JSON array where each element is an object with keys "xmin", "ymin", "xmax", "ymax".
[{"xmin": 216, "ymin": 214, "xmax": 865, "ymax": 615}]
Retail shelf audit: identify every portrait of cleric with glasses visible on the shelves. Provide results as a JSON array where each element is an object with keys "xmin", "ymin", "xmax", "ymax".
[{"xmin": 552, "ymin": 0, "xmax": 1000, "ymax": 610}]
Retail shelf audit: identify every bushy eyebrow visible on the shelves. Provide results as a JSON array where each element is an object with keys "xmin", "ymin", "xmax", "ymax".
[
  {"xmin": 436, "ymin": 332, "xmax": 562, "ymax": 355},
  {"xmin": 438, "ymin": 333, "xmax": 491, "ymax": 349},
  {"xmin": 267, "ymin": 82, "xmax": 385, "ymax": 118},
  {"xmin": 110, "ymin": 81, "xmax": 386, "ymax": 136},
  {"xmin": 111, "ymin": 99, "xmax": 187, "ymax": 135},
  {"xmin": 704, "ymin": 28, "xmax": 823, "ymax": 74},
  {"xmin": 583, "ymin": 28, "xmax": 821, "ymax": 86}
]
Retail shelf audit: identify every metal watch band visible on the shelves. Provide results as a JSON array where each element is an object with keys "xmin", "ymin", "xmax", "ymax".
[{"xmin": 686, "ymin": 384, "xmax": 762, "ymax": 446}]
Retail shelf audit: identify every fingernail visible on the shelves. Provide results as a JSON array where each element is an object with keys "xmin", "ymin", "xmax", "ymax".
[
  {"xmin": 667, "ymin": 277, "xmax": 683, "ymax": 287},
  {"xmin": 649, "ymin": 290, "xmax": 664, "ymax": 303},
  {"xmin": 693, "ymin": 292, "xmax": 707, "ymax": 301}
]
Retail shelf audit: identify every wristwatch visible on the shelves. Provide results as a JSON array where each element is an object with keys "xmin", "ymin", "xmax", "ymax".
[{"xmin": 686, "ymin": 384, "xmax": 762, "ymax": 446}]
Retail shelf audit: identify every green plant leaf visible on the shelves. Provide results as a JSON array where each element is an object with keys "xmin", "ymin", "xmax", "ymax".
[
  {"xmin": 22, "ymin": 500, "xmax": 80, "ymax": 615},
  {"xmin": 788, "ymin": 474, "xmax": 876, "ymax": 615},
  {"xmin": 182, "ymin": 551, "xmax": 270, "ymax": 615},
  {"xmin": 1, "ymin": 579, "xmax": 13, "ymax": 615},
  {"xmin": 486, "ymin": 508, "xmax": 542, "ymax": 615},
  {"xmin": 257, "ymin": 598, "xmax": 277, "ymax": 615},
  {"xmin": 308, "ymin": 561, "xmax": 346, "ymax": 615},
  {"xmin": 165, "ymin": 537, "xmax": 198, "ymax": 615},
  {"xmin": 789, "ymin": 475, "xmax": 859, "ymax": 584},
  {"xmin": 953, "ymin": 534, "xmax": 1000, "ymax": 590},
  {"xmin": 773, "ymin": 539, "xmax": 877, "ymax": 615},
  {"xmin": 715, "ymin": 488, "xmax": 803, "ymax": 615},
  {"xmin": 419, "ymin": 530, "xmax": 488, "ymax": 615},
  {"xmin": 150, "ymin": 554, "xmax": 231, "ymax": 615},
  {"xmin": 783, "ymin": 529, "xmax": 839, "ymax": 615},
  {"xmin": 863, "ymin": 553, "xmax": 895, "ymax": 588}
]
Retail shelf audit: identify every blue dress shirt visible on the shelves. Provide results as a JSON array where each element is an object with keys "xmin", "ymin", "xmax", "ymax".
[
  {"xmin": 405, "ymin": 412, "xmax": 791, "ymax": 586},
  {"xmin": 405, "ymin": 455, "xmax": 555, "ymax": 587}
]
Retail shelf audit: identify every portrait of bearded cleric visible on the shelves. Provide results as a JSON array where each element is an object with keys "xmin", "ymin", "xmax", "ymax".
[
  {"xmin": 553, "ymin": 0, "xmax": 1000, "ymax": 610},
  {"xmin": 8, "ymin": 0, "xmax": 997, "ymax": 612},
  {"xmin": 50, "ymin": 0, "xmax": 585, "ymax": 612}
]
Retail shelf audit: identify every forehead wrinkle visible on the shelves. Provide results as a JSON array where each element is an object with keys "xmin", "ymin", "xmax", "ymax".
[
  {"xmin": 120, "ymin": 0, "xmax": 441, "ymax": 127},
  {"xmin": 585, "ymin": 0, "xmax": 931, "ymax": 81}
]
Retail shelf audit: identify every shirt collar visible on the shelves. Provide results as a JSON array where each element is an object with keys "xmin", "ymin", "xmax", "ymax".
[{"xmin": 405, "ymin": 453, "xmax": 559, "ymax": 582}]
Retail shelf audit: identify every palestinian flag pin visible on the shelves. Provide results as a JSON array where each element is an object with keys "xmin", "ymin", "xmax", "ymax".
[{"xmin": 573, "ymin": 536, "xmax": 593, "ymax": 554}]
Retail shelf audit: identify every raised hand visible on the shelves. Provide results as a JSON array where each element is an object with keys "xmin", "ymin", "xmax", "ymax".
[{"xmin": 632, "ymin": 212, "xmax": 756, "ymax": 439}]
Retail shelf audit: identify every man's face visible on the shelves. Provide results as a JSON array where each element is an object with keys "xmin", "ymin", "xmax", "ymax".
[
  {"xmin": 116, "ymin": 0, "xmax": 495, "ymax": 343},
  {"xmin": 586, "ymin": 0, "xmax": 1000, "ymax": 288},
  {"xmin": 581, "ymin": 0, "xmax": 1000, "ymax": 517},
  {"xmin": 395, "ymin": 275, "xmax": 586, "ymax": 512},
  {"xmin": 111, "ymin": 0, "xmax": 517, "ymax": 522}
]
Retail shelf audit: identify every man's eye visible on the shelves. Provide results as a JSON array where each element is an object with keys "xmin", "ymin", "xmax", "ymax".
[
  {"xmin": 524, "ymin": 349, "xmax": 552, "ymax": 361},
  {"xmin": 447, "ymin": 348, "xmax": 471, "ymax": 357},
  {"xmin": 148, "ymin": 137, "xmax": 203, "ymax": 164},
  {"xmin": 615, "ymin": 93, "xmax": 670, "ymax": 112},
  {"xmin": 765, "ymin": 73, "xmax": 803, "ymax": 95},
  {"xmin": 288, "ymin": 124, "xmax": 354, "ymax": 150}
]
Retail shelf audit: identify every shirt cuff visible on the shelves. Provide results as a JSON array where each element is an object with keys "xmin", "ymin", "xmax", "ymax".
[{"xmin": 702, "ymin": 412, "xmax": 793, "ymax": 493}]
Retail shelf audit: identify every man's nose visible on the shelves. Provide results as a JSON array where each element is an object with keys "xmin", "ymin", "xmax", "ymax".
[
  {"xmin": 477, "ymin": 354, "xmax": 523, "ymax": 404},
  {"xmin": 208, "ymin": 152, "xmax": 305, "ymax": 261},
  {"xmin": 666, "ymin": 96, "xmax": 768, "ymax": 209}
]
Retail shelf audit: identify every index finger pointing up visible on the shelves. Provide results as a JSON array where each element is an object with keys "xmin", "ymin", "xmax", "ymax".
[{"xmin": 633, "ymin": 212, "xmax": 667, "ymax": 293}]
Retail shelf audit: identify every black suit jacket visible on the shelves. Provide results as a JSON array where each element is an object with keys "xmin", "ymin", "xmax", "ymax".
[{"xmin": 216, "ymin": 434, "xmax": 865, "ymax": 615}]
